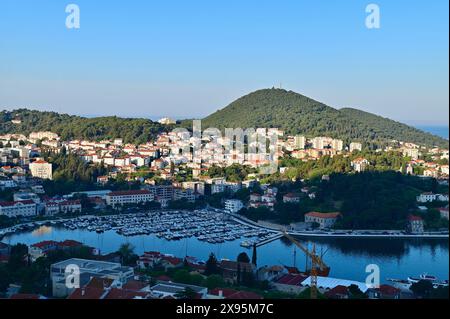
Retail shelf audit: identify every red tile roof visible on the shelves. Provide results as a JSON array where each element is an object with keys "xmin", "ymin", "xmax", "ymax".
[
  {"xmin": 408, "ymin": 215, "xmax": 423, "ymax": 221},
  {"xmin": 161, "ymin": 255, "xmax": 183, "ymax": 266},
  {"xmin": 122, "ymin": 280, "xmax": 148, "ymax": 291},
  {"xmin": 209, "ymin": 288, "xmax": 239, "ymax": 298},
  {"xmin": 378, "ymin": 284, "xmax": 401, "ymax": 296},
  {"xmin": 58, "ymin": 240, "xmax": 83, "ymax": 248},
  {"xmin": 32, "ymin": 160, "xmax": 49, "ymax": 164},
  {"xmin": 276, "ymin": 274, "xmax": 307, "ymax": 286},
  {"xmin": 324, "ymin": 285, "xmax": 349, "ymax": 298},
  {"xmin": 0, "ymin": 200, "xmax": 35, "ymax": 207},
  {"xmin": 104, "ymin": 288, "xmax": 148, "ymax": 299},
  {"xmin": 284, "ymin": 193, "xmax": 300, "ymax": 198},
  {"xmin": 85, "ymin": 277, "xmax": 114, "ymax": 289},
  {"xmin": 108, "ymin": 190, "xmax": 152, "ymax": 196},
  {"xmin": 31, "ymin": 240, "xmax": 59, "ymax": 249},
  {"xmin": 156, "ymin": 275, "xmax": 172, "ymax": 282},
  {"xmin": 305, "ymin": 212, "xmax": 341, "ymax": 219},
  {"xmin": 68, "ymin": 287, "xmax": 106, "ymax": 299}
]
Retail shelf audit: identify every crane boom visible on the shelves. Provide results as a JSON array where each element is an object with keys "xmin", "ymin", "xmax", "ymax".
[
  {"xmin": 281, "ymin": 231, "xmax": 330, "ymax": 299},
  {"xmin": 282, "ymin": 231, "xmax": 328, "ymax": 271}
]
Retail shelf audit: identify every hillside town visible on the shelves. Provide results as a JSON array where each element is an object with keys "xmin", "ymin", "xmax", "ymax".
[
  {"xmin": 0, "ymin": 128, "xmax": 449, "ymax": 228},
  {"xmin": 0, "ymin": 128, "xmax": 448, "ymax": 300}
]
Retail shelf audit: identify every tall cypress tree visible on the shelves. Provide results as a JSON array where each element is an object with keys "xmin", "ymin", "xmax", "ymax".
[{"xmin": 251, "ymin": 244, "xmax": 257, "ymax": 266}]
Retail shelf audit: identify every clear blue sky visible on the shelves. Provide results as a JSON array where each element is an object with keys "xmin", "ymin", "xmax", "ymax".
[{"xmin": 0, "ymin": 0, "xmax": 448, "ymax": 125}]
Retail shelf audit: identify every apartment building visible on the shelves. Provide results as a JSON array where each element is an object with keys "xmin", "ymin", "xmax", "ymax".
[
  {"xmin": 224, "ymin": 199, "xmax": 244, "ymax": 213},
  {"xmin": 29, "ymin": 159, "xmax": 53, "ymax": 180},
  {"xmin": 50, "ymin": 258, "xmax": 134, "ymax": 298},
  {"xmin": 0, "ymin": 200, "xmax": 36, "ymax": 217},
  {"xmin": 305, "ymin": 212, "xmax": 341, "ymax": 229},
  {"xmin": 106, "ymin": 190, "xmax": 154, "ymax": 207}
]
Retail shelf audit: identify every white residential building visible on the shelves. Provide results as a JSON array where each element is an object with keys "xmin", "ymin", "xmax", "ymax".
[
  {"xmin": 416, "ymin": 193, "xmax": 449, "ymax": 203},
  {"xmin": 305, "ymin": 212, "xmax": 341, "ymax": 229},
  {"xmin": 0, "ymin": 179, "xmax": 17, "ymax": 189},
  {"xmin": 0, "ymin": 200, "xmax": 36, "ymax": 217},
  {"xmin": 157, "ymin": 118, "xmax": 176, "ymax": 125},
  {"xmin": 29, "ymin": 131, "xmax": 59, "ymax": 142},
  {"xmin": 224, "ymin": 199, "xmax": 244, "ymax": 213},
  {"xmin": 349, "ymin": 142, "xmax": 362, "ymax": 152},
  {"xmin": 351, "ymin": 158, "xmax": 369, "ymax": 172},
  {"xmin": 294, "ymin": 135, "xmax": 306, "ymax": 150},
  {"xmin": 51, "ymin": 258, "xmax": 134, "ymax": 298},
  {"xmin": 106, "ymin": 190, "xmax": 154, "ymax": 207},
  {"xmin": 29, "ymin": 159, "xmax": 53, "ymax": 180}
]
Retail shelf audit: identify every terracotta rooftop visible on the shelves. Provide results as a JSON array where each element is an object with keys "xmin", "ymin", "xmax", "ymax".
[
  {"xmin": 305, "ymin": 212, "xmax": 341, "ymax": 219},
  {"xmin": 276, "ymin": 274, "xmax": 307, "ymax": 286},
  {"xmin": 108, "ymin": 190, "xmax": 152, "ymax": 196}
]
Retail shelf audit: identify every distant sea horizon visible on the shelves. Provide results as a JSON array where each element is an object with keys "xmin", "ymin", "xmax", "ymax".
[{"xmin": 415, "ymin": 126, "xmax": 449, "ymax": 140}]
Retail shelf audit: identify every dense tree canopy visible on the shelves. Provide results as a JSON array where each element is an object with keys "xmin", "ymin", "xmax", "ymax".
[
  {"xmin": 1, "ymin": 109, "xmax": 172, "ymax": 144},
  {"xmin": 201, "ymin": 88, "xmax": 448, "ymax": 148}
]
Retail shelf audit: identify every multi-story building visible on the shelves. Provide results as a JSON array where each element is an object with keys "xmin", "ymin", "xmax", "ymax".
[
  {"xmin": 423, "ymin": 168, "xmax": 439, "ymax": 178},
  {"xmin": 59, "ymin": 200, "xmax": 82, "ymax": 214},
  {"xmin": 29, "ymin": 240, "xmax": 60, "ymax": 261},
  {"xmin": 0, "ymin": 200, "xmax": 36, "ymax": 217},
  {"xmin": 148, "ymin": 185, "xmax": 174, "ymax": 207},
  {"xmin": 351, "ymin": 158, "xmax": 369, "ymax": 172},
  {"xmin": 29, "ymin": 131, "xmax": 59, "ymax": 142},
  {"xmin": 294, "ymin": 136, "xmax": 306, "ymax": 150},
  {"xmin": 29, "ymin": 159, "xmax": 53, "ymax": 180},
  {"xmin": 283, "ymin": 193, "xmax": 300, "ymax": 203},
  {"xmin": 106, "ymin": 190, "xmax": 154, "ymax": 208},
  {"xmin": 312, "ymin": 137, "xmax": 327, "ymax": 150},
  {"xmin": 438, "ymin": 207, "xmax": 449, "ymax": 220},
  {"xmin": 416, "ymin": 192, "xmax": 449, "ymax": 203},
  {"xmin": 173, "ymin": 188, "xmax": 196, "ymax": 202},
  {"xmin": 305, "ymin": 212, "xmax": 341, "ymax": 229},
  {"xmin": 181, "ymin": 181, "xmax": 205, "ymax": 195},
  {"xmin": 408, "ymin": 215, "xmax": 424, "ymax": 233},
  {"xmin": 44, "ymin": 201, "xmax": 60, "ymax": 216},
  {"xmin": 349, "ymin": 142, "xmax": 362, "ymax": 152},
  {"xmin": 50, "ymin": 258, "xmax": 134, "ymax": 298},
  {"xmin": 224, "ymin": 199, "xmax": 244, "ymax": 213},
  {"xmin": 0, "ymin": 179, "xmax": 17, "ymax": 189},
  {"xmin": 402, "ymin": 148, "xmax": 420, "ymax": 160},
  {"xmin": 331, "ymin": 139, "xmax": 344, "ymax": 151}
]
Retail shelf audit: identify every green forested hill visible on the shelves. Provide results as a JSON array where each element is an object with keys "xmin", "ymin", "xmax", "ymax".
[
  {"xmin": 339, "ymin": 108, "xmax": 447, "ymax": 147},
  {"xmin": 0, "ymin": 109, "xmax": 171, "ymax": 144},
  {"xmin": 201, "ymin": 88, "xmax": 448, "ymax": 148},
  {"xmin": 2, "ymin": 89, "xmax": 448, "ymax": 148}
]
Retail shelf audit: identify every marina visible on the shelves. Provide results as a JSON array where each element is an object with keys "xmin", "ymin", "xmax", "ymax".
[
  {"xmin": 1, "ymin": 209, "xmax": 448, "ymax": 284},
  {"xmin": 0, "ymin": 210, "xmax": 277, "ymax": 248}
]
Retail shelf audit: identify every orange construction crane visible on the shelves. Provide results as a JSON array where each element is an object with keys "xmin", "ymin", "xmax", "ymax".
[{"xmin": 282, "ymin": 231, "xmax": 330, "ymax": 299}]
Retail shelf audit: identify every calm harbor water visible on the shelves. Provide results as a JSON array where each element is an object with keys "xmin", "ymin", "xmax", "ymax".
[{"xmin": 2, "ymin": 226, "xmax": 448, "ymax": 283}]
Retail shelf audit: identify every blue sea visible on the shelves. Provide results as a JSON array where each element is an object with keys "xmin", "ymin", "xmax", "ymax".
[{"xmin": 416, "ymin": 126, "xmax": 449, "ymax": 140}]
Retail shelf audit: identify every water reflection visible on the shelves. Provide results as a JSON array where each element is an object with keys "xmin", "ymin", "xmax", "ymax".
[
  {"xmin": 31, "ymin": 226, "xmax": 53, "ymax": 237},
  {"xmin": 282, "ymin": 236, "xmax": 449, "ymax": 259},
  {"xmin": 2, "ymin": 226, "xmax": 448, "ymax": 281}
]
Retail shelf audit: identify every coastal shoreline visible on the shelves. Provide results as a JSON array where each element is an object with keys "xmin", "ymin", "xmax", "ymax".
[{"xmin": 3, "ymin": 209, "xmax": 447, "ymax": 241}]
